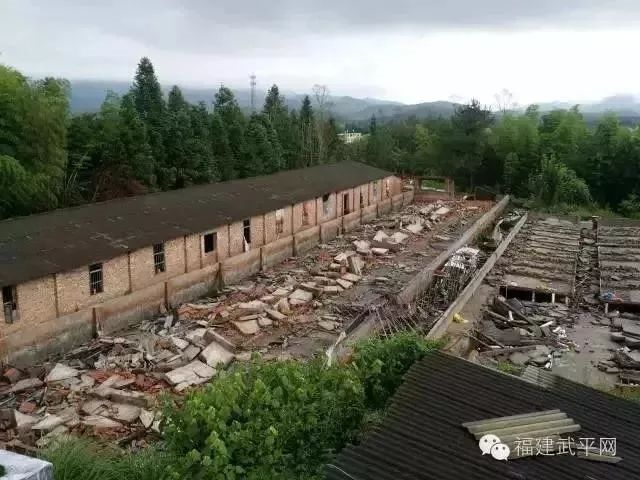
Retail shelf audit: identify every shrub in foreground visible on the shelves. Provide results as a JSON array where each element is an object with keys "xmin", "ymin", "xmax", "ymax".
[
  {"xmin": 42, "ymin": 332, "xmax": 441, "ymax": 480},
  {"xmin": 351, "ymin": 332, "xmax": 444, "ymax": 409}
]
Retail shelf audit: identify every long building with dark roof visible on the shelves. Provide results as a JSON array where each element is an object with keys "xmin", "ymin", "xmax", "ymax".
[{"xmin": 0, "ymin": 162, "xmax": 408, "ymax": 365}]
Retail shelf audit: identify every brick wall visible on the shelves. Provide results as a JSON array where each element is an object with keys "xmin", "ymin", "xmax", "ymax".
[
  {"xmin": 369, "ymin": 180, "xmax": 381, "ymax": 204},
  {"xmin": 229, "ymin": 221, "xmax": 245, "ymax": 256},
  {"xmin": 265, "ymin": 206, "xmax": 293, "ymax": 244},
  {"xmin": 0, "ymin": 277, "xmax": 57, "ymax": 340},
  {"xmin": 185, "ymin": 234, "xmax": 201, "ymax": 271},
  {"xmin": 337, "ymin": 189, "xmax": 354, "ymax": 217},
  {"xmin": 293, "ymin": 200, "xmax": 316, "ymax": 232},
  {"xmin": 129, "ymin": 238, "xmax": 184, "ymax": 291},
  {"xmin": 317, "ymin": 192, "xmax": 337, "ymax": 223},
  {"xmin": 3, "ymin": 174, "xmax": 408, "ymax": 364},
  {"xmin": 57, "ymin": 254, "xmax": 129, "ymax": 315}
]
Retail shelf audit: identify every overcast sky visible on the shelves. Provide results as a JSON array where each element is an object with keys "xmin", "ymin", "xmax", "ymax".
[{"xmin": 2, "ymin": 0, "xmax": 640, "ymax": 105}]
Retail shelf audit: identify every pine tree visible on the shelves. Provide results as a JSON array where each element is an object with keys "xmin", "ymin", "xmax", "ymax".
[
  {"xmin": 118, "ymin": 94, "xmax": 155, "ymax": 188},
  {"xmin": 214, "ymin": 86, "xmax": 246, "ymax": 174},
  {"xmin": 299, "ymin": 95, "xmax": 316, "ymax": 166},
  {"xmin": 210, "ymin": 112, "xmax": 234, "ymax": 180},
  {"xmin": 240, "ymin": 114, "xmax": 274, "ymax": 178},
  {"xmin": 131, "ymin": 57, "xmax": 166, "ymax": 186},
  {"xmin": 189, "ymin": 102, "xmax": 215, "ymax": 183},
  {"xmin": 263, "ymin": 85, "xmax": 286, "ymax": 122}
]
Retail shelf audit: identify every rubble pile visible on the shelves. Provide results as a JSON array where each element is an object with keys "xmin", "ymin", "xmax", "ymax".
[
  {"xmin": 605, "ymin": 311, "xmax": 640, "ymax": 384},
  {"xmin": 477, "ymin": 296, "xmax": 580, "ymax": 369},
  {"xmin": 0, "ymin": 199, "xmax": 482, "ymax": 450}
]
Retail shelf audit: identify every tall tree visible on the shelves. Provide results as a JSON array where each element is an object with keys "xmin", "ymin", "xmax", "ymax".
[
  {"xmin": 445, "ymin": 99, "xmax": 494, "ymax": 189},
  {"xmin": 130, "ymin": 57, "xmax": 166, "ymax": 186},
  {"xmin": 299, "ymin": 95, "xmax": 316, "ymax": 166},
  {"xmin": 214, "ymin": 86, "xmax": 245, "ymax": 173},
  {"xmin": 210, "ymin": 112, "xmax": 234, "ymax": 180},
  {"xmin": 0, "ymin": 66, "xmax": 69, "ymax": 217}
]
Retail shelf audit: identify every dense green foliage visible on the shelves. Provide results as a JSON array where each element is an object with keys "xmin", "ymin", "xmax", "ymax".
[
  {"xmin": 162, "ymin": 332, "xmax": 441, "ymax": 479},
  {"xmin": 4, "ymin": 57, "xmax": 640, "ymax": 219},
  {"xmin": 0, "ymin": 59, "xmax": 344, "ymax": 219},
  {"xmin": 359, "ymin": 102, "xmax": 640, "ymax": 216},
  {"xmin": 41, "ymin": 333, "xmax": 440, "ymax": 480}
]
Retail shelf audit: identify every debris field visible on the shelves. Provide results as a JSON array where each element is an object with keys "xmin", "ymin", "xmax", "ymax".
[{"xmin": 0, "ymin": 198, "xmax": 489, "ymax": 451}]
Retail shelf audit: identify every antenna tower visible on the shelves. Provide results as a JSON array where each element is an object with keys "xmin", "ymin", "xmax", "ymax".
[{"xmin": 250, "ymin": 74, "xmax": 257, "ymax": 112}]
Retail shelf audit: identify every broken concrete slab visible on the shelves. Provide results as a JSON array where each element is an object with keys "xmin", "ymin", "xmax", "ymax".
[
  {"xmin": 237, "ymin": 300, "xmax": 268, "ymax": 313},
  {"xmin": 405, "ymin": 223, "xmax": 423, "ymax": 234},
  {"xmin": 82, "ymin": 415, "xmax": 123, "ymax": 429},
  {"xmin": 182, "ymin": 344, "xmax": 201, "ymax": 362},
  {"xmin": 347, "ymin": 255, "xmax": 364, "ymax": 275},
  {"xmin": 276, "ymin": 297, "xmax": 292, "ymax": 314},
  {"xmin": 299, "ymin": 282, "xmax": 323, "ymax": 296},
  {"xmin": 336, "ymin": 279, "xmax": 353, "ymax": 290},
  {"xmin": 170, "ymin": 336, "xmax": 189, "ymax": 351},
  {"xmin": 10, "ymin": 378, "xmax": 43, "ymax": 393},
  {"xmin": 203, "ymin": 329, "xmax": 237, "ymax": 353},
  {"xmin": 110, "ymin": 403, "xmax": 142, "ymax": 424},
  {"xmin": 139, "ymin": 409, "xmax": 154, "ymax": 429},
  {"xmin": 81, "ymin": 399, "xmax": 109, "ymax": 416},
  {"xmin": 232, "ymin": 319, "xmax": 260, "ymax": 335},
  {"xmin": 371, "ymin": 247, "xmax": 389, "ymax": 256},
  {"xmin": 323, "ymin": 286, "xmax": 343, "ymax": 295},
  {"xmin": 373, "ymin": 230, "xmax": 389, "ymax": 242},
  {"xmin": 318, "ymin": 320, "xmax": 338, "ymax": 331},
  {"xmin": 610, "ymin": 332, "xmax": 626, "ymax": 343},
  {"xmin": 272, "ymin": 287, "xmax": 290, "ymax": 297},
  {"xmin": 45, "ymin": 363, "xmax": 79, "ymax": 383},
  {"xmin": 352, "ymin": 240, "xmax": 371, "ymax": 252},
  {"xmin": 266, "ymin": 308, "xmax": 287, "ymax": 322},
  {"xmin": 13, "ymin": 410, "xmax": 39, "ymax": 430},
  {"xmin": 341, "ymin": 273, "xmax": 362, "ymax": 283},
  {"xmin": 390, "ymin": 232, "xmax": 409, "ymax": 244},
  {"xmin": 289, "ymin": 289, "xmax": 314, "ymax": 305},
  {"xmin": 31, "ymin": 414, "xmax": 65, "ymax": 432},
  {"xmin": 258, "ymin": 317, "xmax": 273, "ymax": 327},
  {"xmin": 164, "ymin": 360, "xmax": 216, "ymax": 388},
  {"xmin": 334, "ymin": 251, "xmax": 356, "ymax": 264},
  {"xmin": 108, "ymin": 389, "xmax": 149, "ymax": 408},
  {"xmin": 199, "ymin": 341, "xmax": 235, "ymax": 368}
]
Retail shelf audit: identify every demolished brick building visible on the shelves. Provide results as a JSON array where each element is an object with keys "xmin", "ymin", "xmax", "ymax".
[{"xmin": 0, "ymin": 162, "xmax": 407, "ymax": 365}]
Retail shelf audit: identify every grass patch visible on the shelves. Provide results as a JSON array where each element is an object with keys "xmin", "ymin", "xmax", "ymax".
[
  {"xmin": 496, "ymin": 361, "xmax": 522, "ymax": 376},
  {"xmin": 609, "ymin": 387, "xmax": 640, "ymax": 403},
  {"xmin": 41, "ymin": 437, "xmax": 174, "ymax": 480}
]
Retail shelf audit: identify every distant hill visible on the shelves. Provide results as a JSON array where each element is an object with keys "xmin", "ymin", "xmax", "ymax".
[
  {"xmin": 67, "ymin": 81, "xmax": 640, "ymax": 126},
  {"xmin": 67, "ymin": 80, "xmax": 404, "ymax": 120}
]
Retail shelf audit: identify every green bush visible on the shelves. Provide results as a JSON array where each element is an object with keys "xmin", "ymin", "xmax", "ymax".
[
  {"xmin": 43, "ymin": 333, "xmax": 441, "ymax": 480},
  {"xmin": 351, "ymin": 332, "xmax": 443, "ymax": 410},
  {"xmin": 162, "ymin": 358, "xmax": 365, "ymax": 479}
]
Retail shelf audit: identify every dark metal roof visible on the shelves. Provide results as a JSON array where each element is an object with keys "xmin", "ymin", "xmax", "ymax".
[
  {"xmin": 328, "ymin": 351, "xmax": 640, "ymax": 480},
  {"xmin": 0, "ymin": 162, "xmax": 393, "ymax": 287}
]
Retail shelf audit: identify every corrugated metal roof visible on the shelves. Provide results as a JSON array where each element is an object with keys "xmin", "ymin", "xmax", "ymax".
[
  {"xmin": 328, "ymin": 351, "xmax": 640, "ymax": 480},
  {"xmin": 0, "ymin": 162, "xmax": 393, "ymax": 287}
]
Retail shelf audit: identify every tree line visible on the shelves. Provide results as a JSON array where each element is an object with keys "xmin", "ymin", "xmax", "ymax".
[
  {"xmin": 0, "ymin": 57, "xmax": 346, "ymax": 219},
  {"xmin": 357, "ymin": 101, "xmax": 640, "ymax": 217},
  {"xmin": 3, "ymin": 56, "xmax": 640, "ymax": 220}
]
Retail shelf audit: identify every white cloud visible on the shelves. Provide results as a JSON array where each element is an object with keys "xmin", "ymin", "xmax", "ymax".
[{"xmin": 1, "ymin": 0, "xmax": 640, "ymax": 104}]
